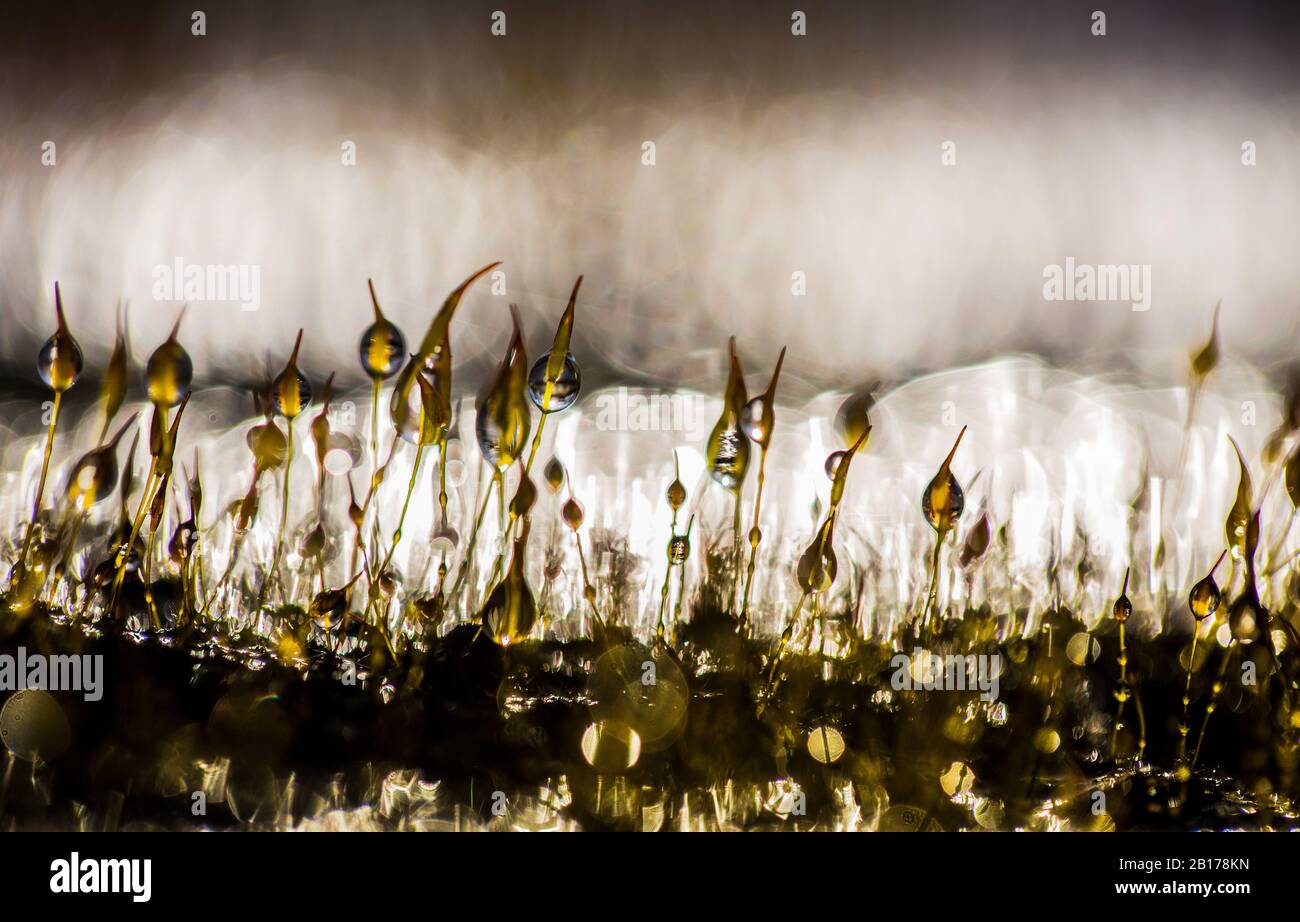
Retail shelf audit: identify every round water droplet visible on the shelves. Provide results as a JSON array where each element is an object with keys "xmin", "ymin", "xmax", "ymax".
[
  {"xmin": 666, "ymin": 478, "xmax": 686, "ymax": 511},
  {"xmin": 358, "ymin": 319, "xmax": 406, "ymax": 379},
  {"xmin": 146, "ymin": 340, "xmax": 194, "ymax": 407},
  {"xmin": 37, "ymin": 333, "xmax": 83, "ymax": 391},
  {"xmin": 272, "ymin": 371, "xmax": 312, "ymax": 419},
  {"xmin": 740, "ymin": 396, "xmax": 773, "ymax": 445},
  {"xmin": 667, "ymin": 534, "xmax": 690, "ymax": 565},
  {"xmin": 707, "ymin": 428, "xmax": 749, "ymax": 490},
  {"xmin": 921, "ymin": 471, "xmax": 965, "ymax": 531},
  {"xmin": 824, "ymin": 450, "xmax": 848, "ymax": 480},
  {"xmin": 527, "ymin": 351, "xmax": 581, "ymax": 412},
  {"xmin": 1112, "ymin": 593, "xmax": 1132, "ymax": 624}
]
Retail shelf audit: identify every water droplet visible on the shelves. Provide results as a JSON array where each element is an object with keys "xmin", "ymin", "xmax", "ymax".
[
  {"xmin": 921, "ymin": 472, "xmax": 965, "ymax": 530},
  {"xmin": 668, "ymin": 533, "xmax": 689, "ymax": 565},
  {"xmin": 921, "ymin": 427, "xmax": 967, "ymax": 534},
  {"xmin": 824, "ymin": 450, "xmax": 847, "ymax": 480},
  {"xmin": 271, "ymin": 330, "xmax": 310, "ymax": 419},
  {"xmin": 37, "ymin": 283, "xmax": 83, "ymax": 392},
  {"xmin": 146, "ymin": 315, "xmax": 193, "ymax": 408},
  {"xmin": 527, "ymin": 351, "xmax": 581, "ymax": 412},
  {"xmin": 359, "ymin": 280, "xmax": 406, "ymax": 379}
]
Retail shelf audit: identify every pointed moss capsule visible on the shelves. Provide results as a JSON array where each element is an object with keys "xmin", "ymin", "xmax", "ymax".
[
  {"xmin": 544, "ymin": 456, "xmax": 566, "ymax": 494},
  {"xmin": 99, "ymin": 302, "xmax": 130, "ymax": 440},
  {"xmin": 922, "ymin": 427, "xmax": 967, "ymax": 534},
  {"xmin": 1190, "ymin": 300, "xmax": 1220, "ymax": 382},
  {"xmin": 1189, "ymin": 550, "xmax": 1226, "ymax": 621},
  {"xmin": 796, "ymin": 517, "xmax": 838, "ymax": 593},
  {"xmin": 390, "ymin": 262, "xmax": 499, "ymax": 443},
  {"xmin": 562, "ymin": 496, "xmax": 584, "ymax": 531},
  {"xmin": 415, "ymin": 372, "xmax": 446, "ymax": 447},
  {"xmin": 959, "ymin": 512, "xmax": 991, "ymax": 568},
  {"xmin": 706, "ymin": 338, "xmax": 750, "ymax": 490},
  {"xmin": 666, "ymin": 452, "xmax": 687, "ymax": 511},
  {"xmin": 37, "ymin": 283, "xmax": 83, "ymax": 392},
  {"xmin": 475, "ymin": 307, "xmax": 531, "ymax": 472},
  {"xmin": 480, "ymin": 519, "xmax": 537, "ymax": 646},
  {"xmin": 146, "ymin": 311, "xmax": 193, "ymax": 408},
  {"xmin": 509, "ymin": 471, "xmax": 538, "ymax": 518},
  {"xmin": 360, "ymin": 279, "xmax": 406, "ymax": 380},
  {"xmin": 739, "ymin": 347, "xmax": 785, "ymax": 446},
  {"xmin": 1224, "ymin": 435, "xmax": 1251, "ymax": 557},
  {"xmin": 271, "ymin": 329, "xmax": 311, "ymax": 419}
]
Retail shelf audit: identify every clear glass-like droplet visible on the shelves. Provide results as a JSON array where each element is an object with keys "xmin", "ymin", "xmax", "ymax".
[
  {"xmin": 359, "ymin": 320, "xmax": 406, "ymax": 380},
  {"xmin": 544, "ymin": 457, "xmax": 565, "ymax": 493},
  {"xmin": 361, "ymin": 279, "xmax": 407, "ymax": 380},
  {"xmin": 824, "ymin": 450, "xmax": 848, "ymax": 480},
  {"xmin": 527, "ymin": 351, "xmax": 581, "ymax": 412},
  {"xmin": 38, "ymin": 330, "xmax": 83, "ymax": 392},
  {"xmin": 740, "ymin": 396, "xmax": 773, "ymax": 445},
  {"xmin": 706, "ymin": 428, "xmax": 749, "ymax": 490},
  {"xmin": 272, "ymin": 370, "xmax": 311, "ymax": 419},
  {"xmin": 921, "ymin": 471, "xmax": 965, "ymax": 531},
  {"xmin": 668, "ymin": 533, "xmax": 690, "ymax": 565},
  {"xmin": 271, "ymin": 330, "xmax": 310, "ymax": 419},
  {"xmin": 146, "ymin": 337, "xmax": 193, "ymax": 408}
]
